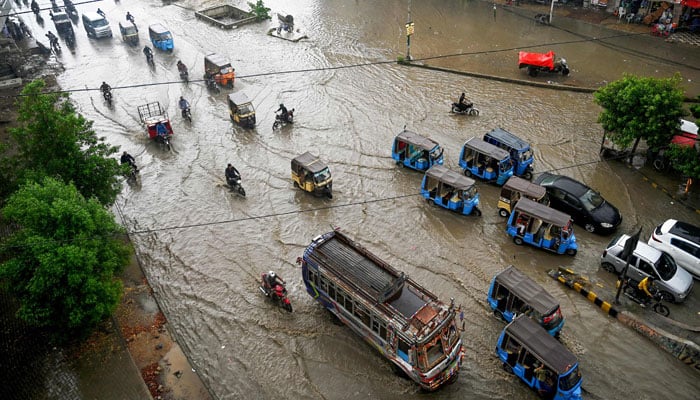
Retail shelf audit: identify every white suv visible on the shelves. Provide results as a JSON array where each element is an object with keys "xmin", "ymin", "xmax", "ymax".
[{"xmin": 648, "ymin": 219, "xmax": 700, "ymax": 279}]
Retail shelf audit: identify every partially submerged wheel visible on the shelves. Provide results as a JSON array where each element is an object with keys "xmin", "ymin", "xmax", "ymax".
[
  {"xmin": 502, "ymin": 362, "xmax": 513, "ymax": 374},
  {"xmin": 513, "ymin": 236, "xmax": 524, "ymax": 246},
  {"xmin": 463, "ymin": 169, "xmax": 472, "ymax": 178},
  {"xmin": 273, "ymin": 121, "xmax": 281, "ymax": 130},
  {"xmin": 653, "ymin": 303, "xmax": 670, "ymax": 317},
  {"xmin": 522, "ymin": 170, "xmax": 533, "ymax": 181},
  {"xmin": 472, "ymin": 207, "xmax": 482, "ymax": 216},
  {"xmin": 562, "ymin": 68, "xmax": 570, "ymax": 76},
  {"xmin": 498, "ymin": 208, "xmax": 509, "ymax": 218},
  {"xmin": 527, "ymin": 67, "xmax": 538, "ymax": 77},
  {"xmin": 565, "ymin": 248, "xmax": 577, "ymax": 256},
  {"xmin": 468, "ymin": 108, "xmax": 479, "ymax": 116},
  {"xmin": 584, "ymin": 223, "xmax": 596, "ymax": 233}
]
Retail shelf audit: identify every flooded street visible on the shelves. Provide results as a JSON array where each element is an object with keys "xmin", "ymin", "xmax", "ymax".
[{"xmin": 19, "ymin": 0, "xmax": 700, "ymax": 398}]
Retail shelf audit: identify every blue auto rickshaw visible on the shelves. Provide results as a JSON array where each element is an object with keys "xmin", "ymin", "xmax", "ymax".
[
  {"xmin": 506, "ymin": 198, "xmax": 577, "ymax": 256},
  {"xmin": 420, "ymin": 165, "xmax": 481, "ymax": 216},
  {"xmin": 458, "ymin": 137, "xmax": 513, "ymax": 185},
  {"xmin": 495, "ymin": 315, "xmax": 582, "ymax": 400},
  {"xmin": 483, "ymin": 128, "xmax": 535, "ymax": 180},
  {"xmin": 487, "ymin": 265, "xmax": 565, "ymax": 336},
  {"xmin": 392, "ymin": 129, "xmax": 444, "ymax": 172},
  {"xmin": 148, "ymin": 23, "xmax": 173, "ymax": 51}
]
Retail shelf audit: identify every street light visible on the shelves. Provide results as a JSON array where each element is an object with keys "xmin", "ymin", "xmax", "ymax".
[
  {"xmin": 549, "ymin": 0, "xmax": 556, "ymax": 24},
  {"xmin": 406, "ymin": 0, "xmax": 413, "ymax": 61}
]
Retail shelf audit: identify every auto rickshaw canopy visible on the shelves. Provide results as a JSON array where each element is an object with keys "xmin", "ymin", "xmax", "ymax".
[
  {"xmin": 512, "ymin": 198, "xmax": 571, "ymax": 228},
  {"xmin": 463, "ymin": 137, "xmax": 511, "ymax": 161},
  {"xmin": 292, "ymin": 152, "xmax": 329, "ymax": 174},
  {"xmin": 518, "ymin": 51, "xmax": 555, "ymax": 69},
  {"xmin": 395, "ymin": 130, "xmax": 440, "ymax": 151},
  {"xmin": 227, "ymin": 93, "xmax": 253, "ymax": 113},
  {"xmin": 148, "ymin": 23, "xmax": 172, "ymax": 40},
  {"xmin": 502, "ymin": 176, "xmax": 546, "ymax": 201},
  {"xmin": 205, "ymin": 53, "xmax": 233, "ymax": 69},
  {"xmin": 494, "ymin": 266, "xmax": 560, "ymax": 316},
  {"xmin": 119, "ymin": 22, "xmax": 138, "ymax": 36},
  {"xmin": 425, "ymin": 165, "xmax": 476, "ymax": 190},
  {"xmin": 505, "ymin": 315, "xmax": 577, "ymax": 375},
  {"xmin": 484, "ymin": 128, "xmax": 530, "ymax": 153}
]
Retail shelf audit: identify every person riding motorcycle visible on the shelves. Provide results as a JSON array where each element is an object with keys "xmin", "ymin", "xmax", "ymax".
[
  {"xmin": 456, "ymin": 92, "xmax": 473, "ymax": 112},
  {"xmin": 120, "ymin": 151, "xmax": 138, "ymax": 171},
  {"xmin": 265, "ymin": 271, "xmax": 286, "ymax": 296},
  {"xmin": 31, "ymin": 0, "xmax": 40, "ymax": 14},
  {"xmin": 637, "ymin": 276, "xmax": 655, "ymax": 300},
  {"xmin": 100, "ymin": 81, "xmax": 112, "ymax": 99},
  {"xmin": 225, "ymin": 163, "xmax": 241, "ymax": 186},
  {"xmin": 276, "ymin": 103, "xmax": 290, "ymax": 123},
  {"xmin": 143, "ymin": 46, "xmax": 154, "ymax": 62},
  {"xmin": 45, "ymin": 31, "xmax": 59, "ymax": 50},
  {"xmin": 178, "ymin": 96, "xmax": 190, "ymax": 118},
  {"xmin": 155, "ymin": 121, "xmax": 169, "ymax": 141}
]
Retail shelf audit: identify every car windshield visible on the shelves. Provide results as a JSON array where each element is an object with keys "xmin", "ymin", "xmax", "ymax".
[
  {"xmin": 423, "ymin": 337, "xmax": 446, "ymax": 370},
  {"xmin": 656, "ymin": 252, "xmax": 677, "ymax": 281},
  {"xmin": 93, "ymin": 19, "xmax": 109, "ymax": 27},
  {"xmin": 313, "ymin": 168, "xmax": 331, "ymax": 183},
  {"xmin": 238, "ymin": 103, "xmax": 253, "ymax": 114},
  {"xmin": 579, "ymin": 189, "xmax": 604, "ymax": 211}
]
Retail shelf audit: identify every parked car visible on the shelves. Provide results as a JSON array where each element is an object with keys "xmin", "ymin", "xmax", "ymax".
[
  {"xmin": 648, "ymin": 219, "xmax": 700, "ymax": 279},
  {"xmin": 601, "ymin": 234, "xmax": 694, "ymax": 303},
  {"xmin": 534, "ymin": 172, "xmax": 621, "ymax": 234}
]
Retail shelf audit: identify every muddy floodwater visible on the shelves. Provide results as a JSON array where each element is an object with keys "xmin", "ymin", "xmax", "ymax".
[{"xmin": 21, "ymin": 0, "xmax": 700, "ymax": 398}]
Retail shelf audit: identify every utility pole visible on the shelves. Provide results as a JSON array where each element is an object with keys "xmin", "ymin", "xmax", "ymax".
[
  {"xmin": 549, "ymin": 0, "xmax": 556, "ymax": 24},
  {"xmin": 405, "ymin": 0, "xmax": 414, "ymax": 61}
]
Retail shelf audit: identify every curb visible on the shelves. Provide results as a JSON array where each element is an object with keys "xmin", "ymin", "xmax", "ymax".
[{"xmin": 549, "ymin": 269, "xmax": 700, "ymax": 373}]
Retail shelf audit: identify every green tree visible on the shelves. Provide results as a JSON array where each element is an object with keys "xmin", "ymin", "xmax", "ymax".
[
  {"xmin": 664, "ymin": 144, "xmax": 700, "ymax": 178},
  {"xmin": 0, "ymin": 177, "xmax": 129, "ymax": 341},
  {"xmin": 690, "ymin": 95, "xmax": 700, "ymax": 119},
  {"xmin": 248, "ymin": 0, "xmax": 271, "ymax": 21},
  {"xmin": 594, "ymin": 74, "xmax": 686, "ymax": 154},
  {"xmin": 1, "ymin": 79, "xmax": 122, "ymax": 205}
]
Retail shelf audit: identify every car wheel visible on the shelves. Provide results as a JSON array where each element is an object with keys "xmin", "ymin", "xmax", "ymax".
[
  {"xmin": 513, "ymin": 237, "xmax": 524, "ymax": 246},
  {"xmin": 584, "ymin": 223, "xmax": 596, "ymax": 233},
  {"xmin": 601, "ymin": 262, "xmax": 616, "ymax": 273},
  {"xmin": 658, "ymin": 291, "xmax": 674, "ymax": 303},
  {"xmin": 498, "ymin": 208, "xmax": 509, "ymax": 218}
]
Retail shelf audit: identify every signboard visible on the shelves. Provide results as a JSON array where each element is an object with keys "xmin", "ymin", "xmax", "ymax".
[{"xmin": 406, "ymin": 22, "xmax": 414, "ymax": 36}]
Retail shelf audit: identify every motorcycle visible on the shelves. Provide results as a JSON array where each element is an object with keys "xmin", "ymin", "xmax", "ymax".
[
  {"xmin": 226, "ymin": 176, "xmax": 246, "ymax": 197},
  {"xmin": 206, "ymin": 76, "xmax": 220, "ymax": 94},
  {"xmin": 450, "ymin": 102, "xmax": 479, "ymax": 116},
  {"xmin": 272, "ymin": 108, "xmax": 294, "ymax": 130},
  {"xmin": 181, "ymin": 107, "xmax": 192, "ymax": 123},
  {"xmin": 144, "ymin": 50, "xmax": 154, "ymax": 66},
  {"xmin": 103, "ymin": 89, "xmax": 113, "ymax": 106},
  {"xmin": 64, "ymin": 31, "xmax": 75, "ymax": 49},
  {"xmin": 623, "ymin": 283, "xmax": 670, "ymax": 317},
  {"xmin": 259, "ymin": 273, "xmax": 292, "ymax": 312}
]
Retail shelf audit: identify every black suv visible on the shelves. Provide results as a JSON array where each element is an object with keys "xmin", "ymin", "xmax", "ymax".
[{"xmin": 534, "ymin": 172, "xmax": 622, "ymax": 234}]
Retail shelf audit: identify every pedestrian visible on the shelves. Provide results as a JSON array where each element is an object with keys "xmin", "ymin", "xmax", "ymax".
[{"xmin": 493, "ymin": 3, "xmax": 497, "ymax": 19}]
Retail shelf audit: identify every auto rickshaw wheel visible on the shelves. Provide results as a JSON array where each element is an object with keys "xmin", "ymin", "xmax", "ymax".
[
  {"xmin": 562, "ymin": 68, "xmax": 570, "ymax": 76},
  {"xmin": 502, "ymin": 362, "xmax": 513, "ymax": 374},
  {"xmin": 527, "ymin": 67, "xmax": 538, "ymax": 77},
  {"xmin": 463, "ymin": 169, "xmax": 472, "ymax": 178},
  {"xmin": 472, "ymin": 207, "xmax": 482, "ymax": 216},
  {"xmin": 565, "ymin": 248, "xmax": 577, "ymax": 256},
  {"xmin": 522, "ymin": 171, "xmax": 533, "ymax": 181},
  {"xmin": 513, "ymin": 236, "xmax": 524, "ymax": 246},
  {"xmin": 498, "ymin": 208, "xmax": 509, "ymax": 218}
]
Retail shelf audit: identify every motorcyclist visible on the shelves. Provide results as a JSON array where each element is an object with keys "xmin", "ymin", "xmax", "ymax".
[
  {"xmin": 276, "ymin": 103, "xmax": 289, "ymax": 123},
  {"xmin": 205, "ymin": 73, "xmax": 217, "ymax": 89},
  {"xmin": 225, "ymin": 163, "xmax": 241, "ymax": 186},
  {"xmin": 31, "ymin": 0, "xmax": 40, "ymax": 14},
  {"xmin": 120, "ymin": 151, "xmax": 138, "ymax": 171},
  {"xmin": 46, "ymin": 31, "xmax": 59, "ymax": 49},
  {"xmin": 637, "ymin": 276, "xmax": 655, "ymax": 301},
  {"xmin": 143, "ymin": 46, "xmax": 153, "ymax": 62},
  {"xmin": 265, "ymin": 271, "xmax": 285, "ymax": 292},
  {"xmin": 456, "ymin": 92, "xmax": 473, "ymax": 112},
  {"xmin": 100, "ymin": 81, "xmax": 112, "ymax": 99},
  {"xmin": 126, "ymin": 12, "xmax": 135, "ymax": 24},
  {"xmin": 178, "ymin": 96, "xmax": 190, "ymax": 118}
]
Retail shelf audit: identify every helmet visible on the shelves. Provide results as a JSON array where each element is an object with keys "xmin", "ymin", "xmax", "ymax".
[
  {"xmin": 279, "ymin": 103, "xmax": 284, "ymax": 108},
  {"xmin": 269, "ymin": 271, "xmax": 276, "ymax": 279}
]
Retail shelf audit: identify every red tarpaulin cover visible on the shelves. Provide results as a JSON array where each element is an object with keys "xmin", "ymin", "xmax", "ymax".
[
  {"xmin": 682, "ymin": 0, "xmax": 700, "ymax": 9},
  {"xmin": 518, "ymin": 51, "xmax": 555, "ymax": 69}
]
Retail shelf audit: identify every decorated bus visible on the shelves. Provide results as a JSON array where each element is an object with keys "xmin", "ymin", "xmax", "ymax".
[{"xmin": 297, "ymin": 229, "xmax": 464, "ymax": 391}]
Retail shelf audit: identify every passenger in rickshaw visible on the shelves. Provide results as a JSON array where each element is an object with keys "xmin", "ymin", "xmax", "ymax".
[
  {"xmin": 456, "ymin": 92, "xmax": 473, "ymax": 111},
  {"xmin": 534, "ymin": 363, "xmax": 554, "ymax": 397}
]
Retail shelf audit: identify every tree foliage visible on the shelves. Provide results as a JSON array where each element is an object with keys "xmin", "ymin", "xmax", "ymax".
[
  {"xmin": 690, "ymin": 96, "xmax": 700, "ymax": 119},
  {"xmin": 248, "ymin": 0, "xmax": 271, "ymax": 21},
  {"xmin": 594, "ymin": 74, "xmax": 686, "ymax": 151},
  {"xmin": 1, "ymin": 79, "xmax": 122, "ymax": 205},
  {"xmin": 0, "ymin": 177, "xmax": 129, "ymax": 341},
  {"xmin": 665, "ymin": 144, "xmax": 700, "ymax": 178}
]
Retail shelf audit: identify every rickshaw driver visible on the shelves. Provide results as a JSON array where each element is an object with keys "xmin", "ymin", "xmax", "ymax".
[
  {"xmin": 225, "ymin": 163, "xmax": 241, "ymax": 186},
  {"xmin": 155, "ymin": 122, "xmax": 169, "ymax": 140}
]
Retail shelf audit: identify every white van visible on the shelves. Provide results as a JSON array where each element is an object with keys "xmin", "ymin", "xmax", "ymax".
[
  {"xmin": 82, "ymin": 12, "xmax": 112, "ymax": 39},
  {"xmin": 649, "ymin": 219, "xmax": 700, "ymax": 279}
]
